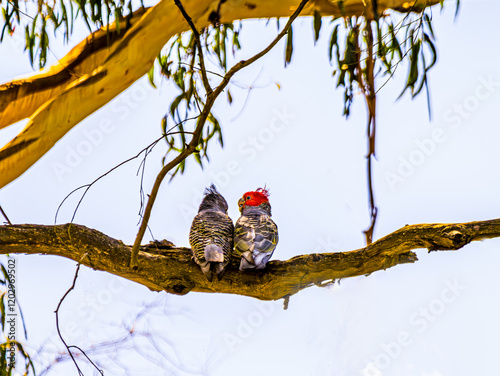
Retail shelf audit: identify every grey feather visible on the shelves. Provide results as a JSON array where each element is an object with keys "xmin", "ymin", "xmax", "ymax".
[{"xmin": 189, "ymin": 185, "xmax": 234, "ymax": 281}]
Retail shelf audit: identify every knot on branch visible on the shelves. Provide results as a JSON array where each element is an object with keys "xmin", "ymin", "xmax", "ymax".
[
  {"xmin": 428, "ymin": 226, "xmax": 471, "ymax": 252},
  {"xmin": 398, "ymin": 251, "xmax": 418, "ymax": 264},
  {"xmin": 165, "ymin": 280, "xmax": 195, "ymax": 295}
]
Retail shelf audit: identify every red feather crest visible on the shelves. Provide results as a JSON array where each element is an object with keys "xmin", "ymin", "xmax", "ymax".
[{"xmin": 242, "ymin": 187, "xmax": 270, "ymax": 207}]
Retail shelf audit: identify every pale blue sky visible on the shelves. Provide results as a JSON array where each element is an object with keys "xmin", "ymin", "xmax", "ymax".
[{"xmin": 1, "ymin": 1, "xmax": 500, "ymax": 375}]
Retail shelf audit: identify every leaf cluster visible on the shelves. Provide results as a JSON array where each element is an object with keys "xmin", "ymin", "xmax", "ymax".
[
  {"xmin": 321, "ymin": 8, "xmax": 439, "ymax": 117},
  {"xmin": 1, "ymin": 0, "xmax": 138, "ymax": 68},
  {"xmin": 148, "ymin": 23, "xmax": 241, "ymax": 179}
]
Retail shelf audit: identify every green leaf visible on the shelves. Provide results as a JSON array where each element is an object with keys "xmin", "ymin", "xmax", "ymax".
[
  {"xmin": 423, "ymin": 13, "xmax": 435, "ymax": 39},
  {"xmin": 232, "ymin": 27, "xmax": 241, "ymax": 51},
  {"xmin": 194, "ymin": 151, "xmax": 203, "ymax": 168},
  {"xmin": 285, "ymin": 25, "xmax": 293, "ymax": 66},
  {"xmin": 389, "ymin": 24, "xmax": 403, "ymax": 61},
  {"xmin": 423, "ymin": 32, "xmax": 437, "ymax": 70},
  {"xmin": 169, "ymin": 93, "xmax": 184, "ymax": 122},
  {"xmin": 398, "ymin": 37, "xmax": 421, "ymax": 98},
  {"xmin": 221, "ymin": 25, "xmax": 227, "ymax": 70},
  {"xmin": 161, "ymin": 115, "xmax": 167, "ymax": 135},
  {"xmin": 172, "ymin": 66, "xmax": 186, "ymax": 91},
  {"xmin": 313, "ymin": 10, "xmax": 322, "ymax": 43},
  {"xmin": 147, "ymin": 64, "xmax": 156, "ymax": 89},
  {"xmin": 328, "ymin": 24, "xmax": 339, "ymax": 61},
  {"xmin": 115, "ymin": 8, "xmax": 122, "ymax": 35},
  {"xmin": 39, "ymin": 17, "xmax": 49, "ymax": 68},
  {"xmin": 0, "ymin": 291, "xmax": 5, "ymax": 331},
  {"xmin": 61, "ymin": 1, "xmax": 70, "ymax": 41},
  {"xmin": 408, "ymin": 40, "xmax": 421, "ymax": 87}
]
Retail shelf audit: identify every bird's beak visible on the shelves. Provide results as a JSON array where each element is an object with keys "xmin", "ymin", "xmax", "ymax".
[{"xmin": 238, "ymin": 197, "xmax": 245, "ymax": 210}]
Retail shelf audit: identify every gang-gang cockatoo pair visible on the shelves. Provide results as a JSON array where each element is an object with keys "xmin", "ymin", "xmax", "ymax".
[{"xmin": 189, "ymin": 184, "xmax": 278, "ymax": 281}]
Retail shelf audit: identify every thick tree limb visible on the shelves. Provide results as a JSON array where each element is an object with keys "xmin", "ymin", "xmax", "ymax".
[
  {"xmin": 1, "ymin": 218, "xmax": 498, "ymax": 301},
  {"xmin": 0, "ymin": 0, "xmax": 440, "ymax": 189},
  {"xmin": 0, "ymin": 7, "xmax": 148, "ymax": 130}
]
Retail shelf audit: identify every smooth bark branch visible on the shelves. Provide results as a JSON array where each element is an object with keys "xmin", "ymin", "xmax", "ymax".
[
  {"xmin": 0, "ymin": 7, "xmax": 148, "ymax": 130},
  {"xmin": 0, "ymin": 0, "xmax": 440, "ymax": 189},
  {"xmin": 1, "ymin": 218, "xmax": 498, "ymax": 301}
]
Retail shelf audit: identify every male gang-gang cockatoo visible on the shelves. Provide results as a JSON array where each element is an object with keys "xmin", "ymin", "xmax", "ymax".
[{"xmin": 234, "ymin": 188, "xmax": 278, "ymax": 270}]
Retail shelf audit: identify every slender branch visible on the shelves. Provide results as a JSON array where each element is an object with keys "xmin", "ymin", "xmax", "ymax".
[
  {"xmin": 173, "ymin": 0, "xmax": 213, "ymax": 95},
  {"xmin": 129, "ymin": 0, "xmax": 311, "ymax": 268},
  {"xmin": 3, "ymin": 219, "xmax": 500, "ymax": 301},
  {"xmin": 0, "ymin": 205, "xmax": 12, "ymax": 225},
  {"xmin": 54, "ymin": 257, "xmax": 105, "ymax": 375},
  {"xmin": 54, "ymin": 263, "xmax": 83, "ymax": 375},
  {"xmin": 55, "ymin": 136, "xmax": 164, "ymax": 224},
  {"xmin": 55, "ymin": 116, "xmax": 200, "ymax": 225},
  {"xmin": 68, "ymin": 346, "xmax": 104, "ymax": 375},
  {"xmin": 362, "ymin": 20, "xmax": 378, "ymax": 245},
  {"xmin": 129, "ymin": 145, "xmax": 198, "ymax": 268},
  {"xmin": 213, "ymin": 0, "xmax": 310, "ymax": 97}
]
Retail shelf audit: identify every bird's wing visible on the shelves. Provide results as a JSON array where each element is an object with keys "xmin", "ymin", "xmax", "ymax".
[{"xmin": 234, "ymin": 214, "xmax": 278, "ymax": 256}]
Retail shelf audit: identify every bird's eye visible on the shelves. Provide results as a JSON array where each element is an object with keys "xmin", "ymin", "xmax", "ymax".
[{"xmin": 246, "ymin": 196, "xmax": 251, "ymax": 200}]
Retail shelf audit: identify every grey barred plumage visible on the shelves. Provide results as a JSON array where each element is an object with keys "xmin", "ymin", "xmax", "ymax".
[
  {"xmin": 234, "ymin": 188, "xmax": 278, "ymax": 270},
  {"xmin": 189, "ymin": 184, "xmax": 234, "ymax": 281}
]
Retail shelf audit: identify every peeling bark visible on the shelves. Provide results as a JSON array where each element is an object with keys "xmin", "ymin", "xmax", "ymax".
[
  {"xmin": 1, "ymin": 218, "xmax": 498, "ymax": 301},
  {"xmin": 0, "ymin": 0, "xmax": 440, "ymax": 189}
]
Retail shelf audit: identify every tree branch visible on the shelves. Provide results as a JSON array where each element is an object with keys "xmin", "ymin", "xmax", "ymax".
[
  {"xmin": 173, "ymin": 0, "xmax": 212, "ymax": 95},
  {"xmin": 0, "ymin": 0, "xmax": 442, "ymax": 189},
  {"xmin": 1, "ymin": 218, "xmax": 498, "ymax": 301}
]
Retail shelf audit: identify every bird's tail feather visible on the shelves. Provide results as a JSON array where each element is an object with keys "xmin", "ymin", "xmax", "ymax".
[{"xmin": 205, "ymin": 244, "xmax": 224, "ymax": 262}]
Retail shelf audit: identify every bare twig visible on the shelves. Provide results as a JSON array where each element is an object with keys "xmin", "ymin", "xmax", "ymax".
[
  {"xmin": 0, "ymin": 205, "xmax": 12, "ymax": 225},
  {"xmin": 55, "ymin": 116, "xmax": 199, "ymax": 224},
  {"xmin": 54, "ymin": 260, "xmax": 104, "ymax": 375},
  {"xmin": 174, "ymin": 0, "xmax": 213, "ymax": 95},
  {"xmin": 129, "ymin": 0, "xmax": 311, "ymax": 268},
  {"xmin": 68, "ymin": 345, "xmax": 105, "ymax": 374},
  {"xmin": 55, "ymin": 137, "xmax": 161, "ymax": 224},
  {"xmin": 38, "ymin": 296, "xmax": 191, "ymax": 375},
  {"xmin": 362, "ymin": 21, "xmax": 378, "ymax": 245}
]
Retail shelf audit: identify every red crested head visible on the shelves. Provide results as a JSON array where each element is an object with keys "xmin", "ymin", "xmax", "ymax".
[{"xmin": 238, "ymin": 188, "xmax": 270, "ymax": 211}]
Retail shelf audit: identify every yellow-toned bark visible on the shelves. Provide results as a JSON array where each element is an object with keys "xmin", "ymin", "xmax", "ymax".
[{"xmin": 0, "ymin": 218, "xmax": 497, "ymax": 300}]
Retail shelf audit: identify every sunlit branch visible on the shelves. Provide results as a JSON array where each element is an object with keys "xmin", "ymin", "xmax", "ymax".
[{"xmin": 2, "ymin": 218, "xmax": 499, "ymax": 301}]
